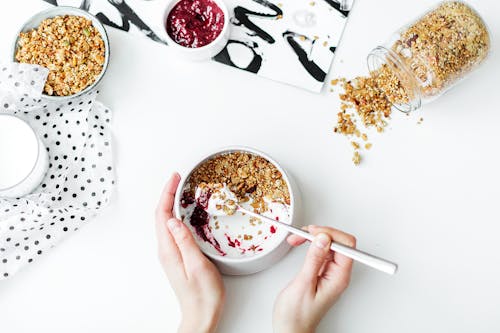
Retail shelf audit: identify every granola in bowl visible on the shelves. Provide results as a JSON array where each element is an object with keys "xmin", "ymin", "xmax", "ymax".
[
  {"xmin": 178, "ymin": 151, "xmax": 292, "ymax": 259},
  {"xmin": 14, "ymin": 11, "xmax": 107, "ymax": 97}
]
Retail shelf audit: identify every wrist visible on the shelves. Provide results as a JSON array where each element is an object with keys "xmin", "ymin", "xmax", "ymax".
[
  {"xmin": 274, "ymin": 323, "xmax": 315, "ymax": 333},
  {"xmin": 178, "ymin": 315, "xmax": 219, "ymax": 333}
]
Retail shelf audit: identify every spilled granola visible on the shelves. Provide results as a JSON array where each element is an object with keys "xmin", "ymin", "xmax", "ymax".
[
  {"xmin": 332, "ymin": 1, "xmax": 489, "ymax": 165},
  {"xmin": 333, "ymin": 64, "xmax": 409, "ymax": 164}
]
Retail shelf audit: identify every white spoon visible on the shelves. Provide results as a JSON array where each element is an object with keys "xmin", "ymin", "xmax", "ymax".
[
  {"xmin": 236, "ymin": 206, "xmax": 398, "ymax": 275},
  {"xmin": 196, "ymin": 184, "xmax": 398, "ymax": 275}
]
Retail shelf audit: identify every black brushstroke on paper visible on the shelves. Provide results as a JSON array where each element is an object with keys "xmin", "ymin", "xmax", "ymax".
[
  {"xmin": 282, "ymin": 31, "xmax": 326, "ymax": 82},
  {"xmin": 231, "ymin": 0, "xmax": 283, "ymax": 44},
  {"xmin": 43, "ymin": 0, "xmax": 167, "ymax": 44},
  {"xmin": 213, "ymin": 40, "xmax": 262, "ymax": 73},
  {"xmin": 322, "ymin": 0, "xmax": 350, "ymax": 17},
  {"xmin": 80, "ymin": 0, "xmax": 91, "ymax": 10}
]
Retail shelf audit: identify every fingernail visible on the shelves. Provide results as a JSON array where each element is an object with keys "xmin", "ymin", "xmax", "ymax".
[
  {"xmin": 167, "ymin": 219, "xmax": 180, "ymax": 233},
  {"xmin": 314, "ymin": 233, "xmax": 330, "ymax": 249}
]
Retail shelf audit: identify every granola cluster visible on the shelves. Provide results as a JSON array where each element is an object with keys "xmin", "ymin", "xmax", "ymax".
[
  {"xmin": 333, "ymin": 64, "xmax": 409, "ymax": 165},
  {"xmin": 393, "ymin": 1, "xmax": 490, "ymax": 97},
  {"xmin": 15, "ymin": 15, "xmax": 106, "ymax": 96},
  {"xmin": 336, "ymin": 64, "xmax": 408, "ymax": 132},
  {"xmin": 197, "ymin": 182, "xmax": 238, "ymax": 216},
  {"xmin": 187, "ymin": 152, "xmax": 290, "ymax": 213}
]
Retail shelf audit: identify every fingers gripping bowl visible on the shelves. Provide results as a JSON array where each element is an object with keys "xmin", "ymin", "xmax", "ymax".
[{"xmin": 175, "ymin": 147, "xmax": 299, "ymax": 275}]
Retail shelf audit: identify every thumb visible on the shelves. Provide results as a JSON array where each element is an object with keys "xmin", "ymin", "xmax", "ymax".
[
  {"xmin": 167, "ymin": 218, "xmax": 208, "ymax": 273},
  {"xmin": 299, "ymin": 233, "xmax": 332, "ymax": 285}
]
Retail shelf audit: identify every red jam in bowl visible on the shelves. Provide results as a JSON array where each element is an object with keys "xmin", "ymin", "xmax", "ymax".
[{"xmin": 166, "ymin": 0, "xmax": 225, "ymax": 48}]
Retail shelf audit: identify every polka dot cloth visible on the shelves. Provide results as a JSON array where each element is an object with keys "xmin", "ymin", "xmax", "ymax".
[{"xmin": 0, "ymin": 62, "xmax": 114, "ymax": 280}]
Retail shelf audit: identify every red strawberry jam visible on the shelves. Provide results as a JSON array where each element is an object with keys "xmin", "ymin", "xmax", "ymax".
[
  {"xmin": 180, "ymin": 191, "xmax": 195, "ymax": 208},
  {"xmin": 181, "ymin": 191, "xmax": 225, "ymax": 255},
  {"xmin": 166, "ymin": 0, "xmax": 225, "ymax": 48}
]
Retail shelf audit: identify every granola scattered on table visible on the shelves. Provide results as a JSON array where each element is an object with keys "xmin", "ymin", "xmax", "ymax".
[
  {"xmin": 333, "ymin": 64, "xmax": 409, "ymax": 165},
  {"xmin": 331, "ymin": 1, "xmax": 489, "ymax": 166},
  {"xmin": 15, "ymin": 15, "xmax": 105, "ymax": 97}
]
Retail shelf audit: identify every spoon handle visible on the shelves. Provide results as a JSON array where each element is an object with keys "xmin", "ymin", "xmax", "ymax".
[{"xmin": 238, "ymin": 207, "xmax": 398, "ymax": 275}]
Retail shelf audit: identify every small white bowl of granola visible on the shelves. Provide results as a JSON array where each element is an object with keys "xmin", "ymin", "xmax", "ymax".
[
  {"xmin": 13, "ymin": 6, "xmax": 110, "ymax": 100},
  {"xmin": 175, "ymin": 146, "xmax": 299, "ymax": 275}
]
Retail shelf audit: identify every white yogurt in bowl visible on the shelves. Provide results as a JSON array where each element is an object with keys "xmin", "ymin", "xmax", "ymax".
[
  {"xmin": 0, "ymin": 115, "xmax": 48, "ymax": 198},
  {"xmin": 181, "ymin": 183, "xmax": 291, "ymax": 258},
  {"xmin": 175, "ymin": 146, "xmax": 299, "ymax": 275}
]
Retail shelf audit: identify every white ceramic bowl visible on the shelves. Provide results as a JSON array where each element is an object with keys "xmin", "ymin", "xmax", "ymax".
[
  {"xmin": 12, "ymin": 6, "xmax": 110, "ymax": 101},
  {"xmin": 175, "ymin": 146, "xmax": 299, "ymax": 275},
  {"xmin": 163, "ymin": 0, "xmax": 230, "ymax": 61},
  {"xmin": 0, "ymin": 115, "xmax": 48, "ymax": 198}
]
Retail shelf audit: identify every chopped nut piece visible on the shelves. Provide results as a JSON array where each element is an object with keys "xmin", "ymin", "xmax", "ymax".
[
  {"xmin": 352, "ymin": 151, "xmax": 361, "ymax": 165},
  {"xmin": 365, "ymin": 143, "xmax": 373, "ymax": 150}
]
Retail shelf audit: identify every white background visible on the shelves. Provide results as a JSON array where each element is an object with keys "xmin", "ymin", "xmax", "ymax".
[{"xmin": 1, "ymin": 0, "xmax": 499, "ymax": 332}]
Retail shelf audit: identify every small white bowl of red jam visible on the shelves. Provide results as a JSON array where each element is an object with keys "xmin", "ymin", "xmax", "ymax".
[{"xmin": 164, "ymin": 0, "xmax": 230, "ymax": 61}]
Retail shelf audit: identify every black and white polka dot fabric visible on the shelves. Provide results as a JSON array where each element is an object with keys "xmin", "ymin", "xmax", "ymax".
[{"xmin": 0, "ymin": 62, "xmax": 114, "ymax": 280}]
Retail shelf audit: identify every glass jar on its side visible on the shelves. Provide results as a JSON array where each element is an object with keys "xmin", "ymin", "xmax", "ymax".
[{"xmin": 367, "ymin": 1, "xmax": 490, "ymax": 112}]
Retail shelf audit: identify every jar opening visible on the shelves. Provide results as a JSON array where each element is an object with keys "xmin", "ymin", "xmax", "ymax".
[{"xmin": 367, "ymin": 46, "xmax": 422, "ymax": 113}]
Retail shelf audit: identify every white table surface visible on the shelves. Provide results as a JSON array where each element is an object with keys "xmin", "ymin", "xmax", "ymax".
[{"xmin": 1, "ymin": 0, "xmax": 499, "ymax": 332}]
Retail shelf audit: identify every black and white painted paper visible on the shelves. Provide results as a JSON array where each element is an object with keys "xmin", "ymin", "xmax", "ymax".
[{"xmin": 44, "ymin": 0, "xmax": 353, "ymax": 92}]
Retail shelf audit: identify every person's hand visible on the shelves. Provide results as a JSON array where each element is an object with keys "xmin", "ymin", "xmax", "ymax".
[
  {"xmin": 273, "ymin": 225, "xmax": 356, "ymax": 333},
  {"xmin": 155, "ymin": 172, "xmax": 225, "ymax": 333}
]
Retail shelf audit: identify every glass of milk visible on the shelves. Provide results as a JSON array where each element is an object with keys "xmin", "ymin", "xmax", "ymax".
[{"xmin": 0, "ymin": 115, "xmax": 48, "ymax": 198}]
